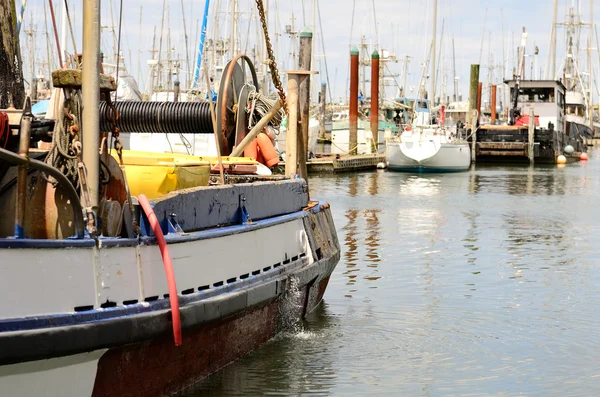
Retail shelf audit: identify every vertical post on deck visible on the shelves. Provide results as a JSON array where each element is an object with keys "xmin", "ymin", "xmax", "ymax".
[
  {"xmin": 82, "ymin": 0, "xmax": 101, "ymax": 217},
  {"xmin": 298, "ymin": 27, "xmax": 313, "ymax": 181},
  {"xmin": 286, "ymin": 76, "xmax": 299, "ymax": 178}
]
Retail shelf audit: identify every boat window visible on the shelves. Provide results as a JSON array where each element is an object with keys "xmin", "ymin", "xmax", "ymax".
[
  {"xmin": 516, "ymin": 87, "xmax": 555, "ymax": 103},
  {"xmin": 407, "ymin": 100, "xmax": 416, "ymax": 108},
  {"xmin": 418, "ymin": 101, "xmax": 428, "ymax": 109}
]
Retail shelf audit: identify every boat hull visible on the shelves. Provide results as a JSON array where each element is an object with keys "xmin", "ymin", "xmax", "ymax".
[
  {"xmin": 386, "ymin": 141, "xmax": 471, "ymax": 172},
  {"xmin": 0, "ymin": 201, "xmax": 340, "ymax": 396}
]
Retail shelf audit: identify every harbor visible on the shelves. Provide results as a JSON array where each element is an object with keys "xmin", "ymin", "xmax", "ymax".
[{"xmin": 0, "ymin": 0, "xmax": 600, "ymax": 395}]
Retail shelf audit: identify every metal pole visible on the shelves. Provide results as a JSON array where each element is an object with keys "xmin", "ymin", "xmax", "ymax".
[
  {"xmin": 298, "ymin": 27, "xmax": 313, "ymax": 174},
  {"xmin": 430, "ymin": 0, "xmax": 437, "ymax": 103},
  {"xmin": 286, "ymin": 77, "xmax": 299, "ymax": 177},
  {"xmin": 15, "ymin": 100, "xmax": 32, "ymax": 238},
  {"xmin": 349, "ymin": 46, "xmax": 359, "ymax": 155},
  {"xmin": 82, "ymin": 0, "xmax": 101, "ymax": 215},
  {"xmin": 370, "ymin": 50, "xmax": 380, "ymax": 154}
]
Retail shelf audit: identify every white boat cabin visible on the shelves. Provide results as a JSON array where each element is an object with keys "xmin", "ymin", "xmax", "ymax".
[{"xmin": 506, "ymin": 80, "xmax": 566, "ymax": 132}]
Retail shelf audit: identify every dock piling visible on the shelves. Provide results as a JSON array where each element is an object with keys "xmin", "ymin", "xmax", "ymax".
[
  {"xmin": 528, "ymin": 107, "xmax": 535, "ymax": 164},
  {"xmin": 468, "ymin": 65, "xmax": 480, "ymax": 163},
  {"xmin": 370, "ymin": 50, "xmax": 380, "ymax": 154},
  {"xmin": 491, "ymin": 84, "xmax": 497, "ymax": 124},
  {"xmin": 349, "ymin": 47, "xmax": 359, "ymax": 155}
]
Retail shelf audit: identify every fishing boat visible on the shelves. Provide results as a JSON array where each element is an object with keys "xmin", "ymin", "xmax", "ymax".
[
  {"xmin": 471, "ymin": 28, "xmax": 588, "ymax": 163},
  {"xmin": 0, "ymin": 4, "xmax": 339, "ymax": 396}
]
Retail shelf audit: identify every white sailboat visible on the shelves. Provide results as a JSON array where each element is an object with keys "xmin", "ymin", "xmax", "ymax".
[{"xmin": 386, "ymin": 0, "xmax": 470, "ymax": 172}]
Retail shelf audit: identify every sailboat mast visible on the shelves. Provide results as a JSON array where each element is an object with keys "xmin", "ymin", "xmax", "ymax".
[
  {"xmin": 180, "ymin": 0, "xmax": 190, "ymax": 88},
  {"xmin": 589, "ymin": 0, "xmax": 593, "ymax": 124},
  {"xmin": 551, "ymin": 0, "xmax": 558, "ymax": 79},
  {"xmin": 230, "ymin": 0, "xmax": 237, "ymax": 57},
  {"xmin": 138, "ymin": 6, "xmax": 142, "ymax": 85},
  {"xmin": 452, "ymin": 36, "xmax": 457, "ymax": 101},
  {"xmin": 430, "ymin": 0, "xmax": 437, "ymax": 103}
]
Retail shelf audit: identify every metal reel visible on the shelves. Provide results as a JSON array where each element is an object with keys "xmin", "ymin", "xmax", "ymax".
[{"xmin": 216, "ymin": 55, "xmax": 259, "ymax": 156}]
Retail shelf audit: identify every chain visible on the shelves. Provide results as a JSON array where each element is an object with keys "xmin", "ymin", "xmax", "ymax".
[{"xmin": 255, "ymin": 0, "xmax": 288, "ymax": 114}]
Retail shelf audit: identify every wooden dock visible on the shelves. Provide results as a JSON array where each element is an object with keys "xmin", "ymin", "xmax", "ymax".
[{"xmin": 302, "ymin": 154, "xmax": 386, "ymax": 173}]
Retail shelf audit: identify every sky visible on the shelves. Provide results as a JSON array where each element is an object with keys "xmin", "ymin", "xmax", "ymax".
[{"xmin": 16, "ymin": 0, "xmax": 600, "ymax": 105}]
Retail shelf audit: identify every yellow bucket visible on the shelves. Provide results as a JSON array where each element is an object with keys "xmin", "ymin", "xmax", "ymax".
[{"xmin": 113, "ymin": 150, "xmax": 211, "ymax": 199}]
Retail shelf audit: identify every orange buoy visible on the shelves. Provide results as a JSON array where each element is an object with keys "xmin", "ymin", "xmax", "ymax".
[
  {"xmin": 264, "ymin": 126, "xmax": 276, "ymax": 143},
  {"xmin": 580, "ymin": 152, "xmax": 589, "ymax": 161},
  {"xmin": 244, "ymin": 138, "xmax": 259, "ymax": 160},
  {"xmin": 557, "ymin": 155, "xmax": 567, "ymax": 165},
  {"xmin": 257, "ymin": 133, "xmax": 279, "ymax": 167}
]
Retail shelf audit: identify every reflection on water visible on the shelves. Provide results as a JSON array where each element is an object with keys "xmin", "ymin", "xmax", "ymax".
[{"xmin": 185, "ymin": 156, "xmax": 600, "ymax": 396}]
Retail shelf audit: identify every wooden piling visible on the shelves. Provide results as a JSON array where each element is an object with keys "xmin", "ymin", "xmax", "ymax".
[
  {"xmin": 476, "ymin": 82, "xmax": 483, "ymax": 123},
  {"xmin": 370, "ymin": 50, "xmax": 380, "ymax": 154},
  {"xmin": 349, "ymin": 47, "xmax": 359, "ymax": 155},
  {"xmin": 491, "ymin": 84, "xmax": 497, "ymax": 124},
  {"xmin": 468, "ymin": 65, "xmax": 480, "ymax": 163},
  {"xmin": 298, "ymin": 27, "xmax": 313, "ymax": 181}
]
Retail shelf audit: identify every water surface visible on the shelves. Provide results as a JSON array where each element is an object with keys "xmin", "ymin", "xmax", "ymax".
[{"xmin": 184, "ymin": 151, "xmax": 600, "ymax": 396}]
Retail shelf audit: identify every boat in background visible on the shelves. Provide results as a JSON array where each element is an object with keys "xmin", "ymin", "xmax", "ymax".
[{"xmin": 386, "ymin": 124, "xmax": 471, "ymax": 172}]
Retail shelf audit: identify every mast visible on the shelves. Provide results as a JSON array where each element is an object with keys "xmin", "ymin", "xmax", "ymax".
[
  {"xmin": 138, "ymin": 6, "xmax": 142, "ymax": 85},
  {"xmin": 229, "ymin": 0, "xmax": 238, "ymax": 57},
  {"xmin": 192, "ymin": 0, "xmax": 210, "ymax": 89},
  {"xmin": 549, "ymin": 0, "xmax": 558, "ymax": 79},
  {"xmin": 180, "ymin": 0, "xmax": 190, "ymax": 88},
  {"xmin": 589, "ymin": 0, "xmax": 593, "ymax": 124},
  {"xmin": 430, "ymin": 0, "xmax": 437, "ymax": 103},
  {"xmin": 452, "ymin": 36, "xmax": 457, "ymax": 101},
  {"xmin": 82, "ymin": 0, "xmax": 101, "ymax": 215},
  {"xmin": 43, "ymin": 0, "xmax": 54, "ymax": 76}
]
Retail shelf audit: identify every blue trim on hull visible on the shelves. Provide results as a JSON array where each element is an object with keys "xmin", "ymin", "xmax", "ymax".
[{"xmin": 0, "ymin": 201, "xmax": 328, "ymax": 249}]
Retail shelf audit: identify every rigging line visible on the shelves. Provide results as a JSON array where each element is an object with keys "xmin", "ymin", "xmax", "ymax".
[
  {"xmin": 63, "ymin": 0, "xmax": 77, "ymax": 56},
  {"xmin": 47, "ymin": 0, "xmax": 63, "ymax": 68},
  {"xmin": 316, "ymin": 0, "xmax": 333, "ymax": 104},
  {"xmin": 43, "ymin": 0, "xmax": 55, "ymax": 74},
  {"xmin": 371, "ymin": 0, "xmax": 379, "ymax": 51},
  {"xmin": 114, "ymin": 0, "xmax": 124, "ymax": 103}
]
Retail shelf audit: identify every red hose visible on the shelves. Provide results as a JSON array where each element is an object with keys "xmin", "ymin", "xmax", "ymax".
[
  {"xmin": 0, "ymin": 112, "xmax": 8, "ymax": 149},
  {"xmin": 138, "ymin": 194, "xmax": 182, "ymax": 346}
]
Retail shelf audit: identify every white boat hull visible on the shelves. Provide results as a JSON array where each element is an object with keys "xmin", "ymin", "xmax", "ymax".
[{"xmin": 386, "ymin": 140, "xmax": 471, "ymax": 172}]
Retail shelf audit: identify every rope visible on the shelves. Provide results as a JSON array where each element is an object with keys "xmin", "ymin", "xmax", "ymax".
[
  {"xmin": 254, "ymin": 0, "xmax": 288, "ymax": 114},
  {"xmin": 63, "ymin": 0, "xmax": 78, "ymax": 56}
]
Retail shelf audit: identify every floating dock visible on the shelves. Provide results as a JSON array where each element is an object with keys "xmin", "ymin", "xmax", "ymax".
[{"xmin": 282, "ymin": 154, "xmax": 386, "ymax": 173}]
